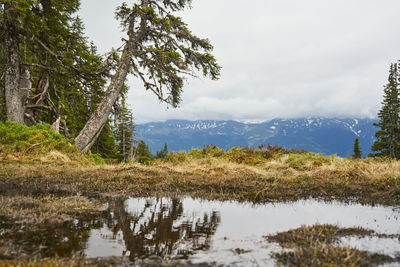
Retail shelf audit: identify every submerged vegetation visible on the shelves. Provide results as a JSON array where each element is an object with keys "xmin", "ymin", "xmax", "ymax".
[{"xmin": 267, "ymin": 224, "xmax": 400, "ymax": 266}]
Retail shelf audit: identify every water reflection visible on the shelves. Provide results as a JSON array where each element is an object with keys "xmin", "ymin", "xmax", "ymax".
[
  {"xmin": 1, "ymin": 214, "xmax": 105, "ymax": 259},
  {"xmin": 106, "ymin": 198, "xmax": 220, "ymax": 260},
  {"xmin": 2, "ymin": 197, "xmax": 400, "ymax": 266}
]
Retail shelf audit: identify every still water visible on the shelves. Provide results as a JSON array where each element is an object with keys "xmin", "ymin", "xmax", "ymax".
[
  {"xmin": 86, "ymin": 197, "xmax": 400, "ymax": 266},
  {"xmin": 17, "ymin": 197, "xmax": 400, "ymax": 265}
]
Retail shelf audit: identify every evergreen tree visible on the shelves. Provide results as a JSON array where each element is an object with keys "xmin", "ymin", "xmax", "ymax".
[
  {"xmin": 135, "ymin": 139, "xmax": 153, "ymax": 164},
  {"xmin": 75, "ymin": 0, "xmax": 221, "ymax": 153},
  {"xmin": 352, "ymin": 137, "xmax": 362, "ymax": 159},
  {"xmin": 371, "ymin": 63, "xmax": 400, "ymax": 159},
  {"xmin": 0, "ymin": 0, "xmax": 127, "ymax": 158},
  {"xmin": 156, "ymin": 143, "xmax": 168, "ymax": 159},
  {"xmin": 113, "ymin": 85, "xmax": 135, "ymax": 162}
]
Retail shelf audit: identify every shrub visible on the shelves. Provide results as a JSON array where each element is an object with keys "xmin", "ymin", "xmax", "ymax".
[
  {"xmin": 225, "ymin": 147, "xmax": 263, "ymax": 165},
  {"xmin": 188, "ymin": 148, "xmax": 203, "ymax": 159},
  {"xmin": 0, "ymin": 121, "xmax": 101, "ymax": 164},
  {"xmin": 87, "ymin": 153, "xmax": 106, "ymax": 165},
  {"xmin": 166, "ymin": 151, "xmax": 187, "ymax": 162},
  {"xmin": 0, "ymin": 121, "xmax": 77, "ymax": 155},
  {"xmin": 137, "ymin": 156, "xmax": 155, "ymax": 165},
  {"xmin": 202, "ymin": 145, "xmax": 224, "ymax": 157},
  {"xmin": 286, "ymin": 152, "xmax": 335, "ymax": 170}
]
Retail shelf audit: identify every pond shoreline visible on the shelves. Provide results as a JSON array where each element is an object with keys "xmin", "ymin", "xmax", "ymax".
[
  {"xmin": 1, "ymin": 158, "xmax": 400, "ymax": 266},
  {"xmin": 1, "ymin": 159, "xmax": 399, "ymax": 206}
]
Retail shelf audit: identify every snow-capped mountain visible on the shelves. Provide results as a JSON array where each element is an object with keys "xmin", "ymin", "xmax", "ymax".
[{"xmin": 135, "ymin": 118, "xmax": 378, "ymax": 157}]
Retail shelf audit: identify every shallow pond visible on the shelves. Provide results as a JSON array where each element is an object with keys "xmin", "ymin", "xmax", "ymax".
[{"xmin": 10, "ymin": 197, "xmax": 400, "ymax": 265}]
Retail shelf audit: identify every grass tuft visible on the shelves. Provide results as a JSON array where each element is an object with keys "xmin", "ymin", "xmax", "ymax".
[{"xmin": 267, "ymin": 224, "xmax": 397, "ymax": 266}]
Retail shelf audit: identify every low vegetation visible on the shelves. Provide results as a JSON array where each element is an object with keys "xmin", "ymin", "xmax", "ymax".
[
  {"xmin": 267, "ymin": 224, "xmax": 400, "ymax": 266},
  {"xmin": 0, "ymin": 121, "xmax": 104, "ymax": 164},
  {"xmin": 0, "ymin": 128, "xmax": 399, "ymax": 205},
  {"xmin": 1, "ymin": 123, "xmax": 400, "ymax": 265}
]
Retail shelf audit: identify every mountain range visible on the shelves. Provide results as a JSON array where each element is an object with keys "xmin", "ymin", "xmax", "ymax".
[{"xmin": 135, "ymin": 118, "xmax": 378, "ymax": 157}]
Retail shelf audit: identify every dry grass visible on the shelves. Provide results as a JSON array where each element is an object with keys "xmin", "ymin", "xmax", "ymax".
[
  {"xmin": 1, "ymin": 148, "xmax": 400, "ymax": 266},
  {"xmin": 272, "ymin": 246, "xmax": 394, "ymax": 267},
  {"xmin": 0, "ymin": 195, "xmax": 103, "ymax": 226},
  {"xmin": 267, "ymin": 224, "xmax": 398, "ymax": 266},
  {"xmin": 0, "ymin": 259, "xmax": 98, "ymax": 267},
  {"xmin": 266, "ymin": 224, "xmax": 375, "ymax": 248},
  {"xmin": 0, "ymin": 152, "xmax": 399, "ymax": 205}
]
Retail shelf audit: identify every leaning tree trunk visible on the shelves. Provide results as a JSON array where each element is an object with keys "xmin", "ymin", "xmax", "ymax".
[
  {"xmin": 4, "ymin": 2, "xmax": 25, "ymax": 124},
  {"xmin": 75, "ymin": 44, "xmax": 132, "ymax": 153}
]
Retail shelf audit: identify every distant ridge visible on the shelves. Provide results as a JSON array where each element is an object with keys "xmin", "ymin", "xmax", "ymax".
[{"xmin": 135, "ymin": 118, "xmax": 378, "ymax": 157}]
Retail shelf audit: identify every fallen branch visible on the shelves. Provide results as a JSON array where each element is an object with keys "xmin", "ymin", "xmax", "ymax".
[{"xmin": 24, "ymin": 142, "xmax": 44, "ymax": 153}]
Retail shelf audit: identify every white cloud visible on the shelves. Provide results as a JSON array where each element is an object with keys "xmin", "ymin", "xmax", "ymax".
[{"xmin": 79, "ymin": 0, "xmax": 400, "ymax": 123}]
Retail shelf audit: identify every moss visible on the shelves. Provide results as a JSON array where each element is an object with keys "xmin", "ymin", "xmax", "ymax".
[
  {"xmin": 86, "ymin": 153, "xmax": 106, "ymax": 165},
  {"xmin": 0, "ymin": 121, "xmax": 105, "ymax": 165},
  {"xmin": 0, "ymin": 121, "xmax": 76, "ymax": 154}
]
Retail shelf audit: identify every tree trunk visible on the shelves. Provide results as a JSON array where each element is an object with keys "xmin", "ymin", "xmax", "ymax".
[
  {"xmin": 129, "ymin": 126, "xmax": 135, "ymax": 161},
  {"xmin": 75, "ymin": 44, "xmax": 132, "ymax": 153},
  {"xmin": 122, "ymin": 125, "xmax": 126, "ymax": 162},
  {"xmin": 4, "ymin": 2, "xmax": 25, "ymax": 124}
]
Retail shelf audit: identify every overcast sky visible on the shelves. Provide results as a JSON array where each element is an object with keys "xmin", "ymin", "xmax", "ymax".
[{"xmin": 79, "ymin": 0, "xmax": 400, "ymax": 123}]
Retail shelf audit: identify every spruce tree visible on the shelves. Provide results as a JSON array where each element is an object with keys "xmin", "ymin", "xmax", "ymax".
[
  {"xmin": 352, "ymin": 137, "xmax": 362, "ymax": 159},
  {"xmin": 156, "ymin": 143, "xmax": 168, "ymax": 159},
  {"xmin": 371, "ymin": 63, "xmax": 400, "ymax": 159},
  {"xmin": 0, "ymin": 1, "xmax": 127, "ymax": 158},
  {"xmin": 75, "ymin": 0, "xmax": 221, "ymax": 153}
]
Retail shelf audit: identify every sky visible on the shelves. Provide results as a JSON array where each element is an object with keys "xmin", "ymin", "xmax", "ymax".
[{"xmin": 79, "ymin": 0, "xmax": 400, "ymax": 123}]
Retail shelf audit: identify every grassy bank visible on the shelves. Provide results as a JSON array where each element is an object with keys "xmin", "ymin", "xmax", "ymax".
[
  {"xmin": 1, "ymin": 122, "xmax": 398, "ymax": 206},
  {"xmin": 1, "ymin": 149, "xmax": 399, "ymax": 205}
]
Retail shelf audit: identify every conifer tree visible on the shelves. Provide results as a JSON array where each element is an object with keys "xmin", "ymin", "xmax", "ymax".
[
  {"xmin": 114, "ymin": 85, "xmax": 135, "ymax": 162},
  {"xmin": 371, "ymin": 63, "xmax": 400, "ymax": 159},
  {"xmin": 75, "ymin": 0, "xmax": 221, "ymax": 153},
  {"xmin": 0, "ymin": 0, "xmax": 127, "ymax": 158},
  {"xmin": 352, "ymin": 137, "xmax": 362, "ymax": 159},
  {"xmin": 156, "ymin": 143, "xmax": 168, "ymax": 159}
]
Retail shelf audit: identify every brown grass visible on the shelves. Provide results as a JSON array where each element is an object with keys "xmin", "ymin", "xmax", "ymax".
[
  {"xmin": 0, "ymin": 152, "xmax": 399, "ymax": 205},
  {"xmin": 267, "ymin": 224, "xmax": 398, "ymax": 266},
  {"xmin": 0, "ymin": 195, "xmax": 103, "ymax": 226}
]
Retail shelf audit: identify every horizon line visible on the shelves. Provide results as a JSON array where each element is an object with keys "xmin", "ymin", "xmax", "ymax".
[{"xmin": 136, "ymin": 116, "xmax": 378, "ymax": 124}]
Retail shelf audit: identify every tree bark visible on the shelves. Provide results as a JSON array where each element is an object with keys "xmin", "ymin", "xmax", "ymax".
[
  {"xmin": 4, "ymin": 2, "xmax": 25, "ymax": 124},
  {"xmin": 75, "ymin": 44, "xmax": 132, "ymax": 153}
]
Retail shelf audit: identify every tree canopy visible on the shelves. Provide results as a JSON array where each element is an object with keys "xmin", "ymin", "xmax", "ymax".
[
  {"xmin": 371, "ymin": 63, "xmax": 400, "ymax": 159},
  {"xmin": 74, "ymin": 0, "xmax": 220, "ymax": 153},
  {"xmin": 1, "ymin": 0, "xmax": 220, "ymax": 158},
  {"xmin": 0, "ymin": 0, "xmax": 134, "ymax": 160}
]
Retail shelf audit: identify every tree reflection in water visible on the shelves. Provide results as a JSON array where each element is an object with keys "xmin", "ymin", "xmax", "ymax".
[{"xmin": 108, "ymin": 198, "xmax": 220, "ymax": 260}]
